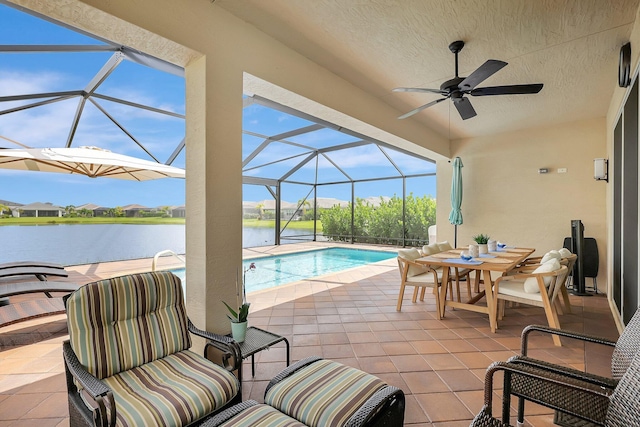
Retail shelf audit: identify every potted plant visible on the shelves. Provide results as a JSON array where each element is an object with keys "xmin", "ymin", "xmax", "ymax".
[
  {"xmin": 222, "ymin": 300, "xmax": 250, "ymax": 342},
  {"xmin": 473, "ymin": 234, "xmax": 491, "ymax": 254},
  {"xmin": 222, "ymin": 262, "xmax": 256, "ymax": 343}
]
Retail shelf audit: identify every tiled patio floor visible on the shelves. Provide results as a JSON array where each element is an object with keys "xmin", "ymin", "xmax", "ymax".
[{"xmin": 0, "ymin": 243, "xmax": 619, "ymax": 426}]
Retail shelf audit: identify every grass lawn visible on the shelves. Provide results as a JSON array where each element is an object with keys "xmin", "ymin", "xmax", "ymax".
[
  {"xmin": 0, "ymin": 217, "xmax": 321, "ymax": 230},
  {"xmin": 0, "ymin": 217, "xmax": 186, "ymax": 225}
]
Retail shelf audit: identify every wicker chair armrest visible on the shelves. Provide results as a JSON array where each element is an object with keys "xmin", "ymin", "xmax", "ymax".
[
  {"xmin": 520, "ymin": 324, "xmax": 616, "ymax": 356},
  {"xmin": 63, "ymin": 340, "xmax": 110, "ymax": 398},
  {"xmin": 188, "ymin": 318, "xmax": 242, "ymax": 371},
  {"xmin": 479, "ymin": 361, "xmax": 613, "ymax": 425},
  {"xmin": 344, "ymin": 386, "xmax": 405, "ymax": 427},
  {"xmin": 200, "ymin": 400, "xmax": 259, "ymax": 427},
  {"xmin": 264, "ymin": 356, "xmax": 323, "ymax": 395},
  {"xmin": 507, "ymin": 356, "xmax": 618, "ymax": 389},
  {"xmin": 63, "ymin": 340, "xmax": 115, "ymax": 427}
]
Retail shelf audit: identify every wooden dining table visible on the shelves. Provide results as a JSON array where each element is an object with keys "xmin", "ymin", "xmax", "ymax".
[{"xmin": 415, "ymin": 247, "xmax": 534, "ymax": 333}]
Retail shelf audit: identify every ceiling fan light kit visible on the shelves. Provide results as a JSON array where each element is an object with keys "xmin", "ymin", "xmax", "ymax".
[{"xmin": 394, "ymin": 40, "xmax": 544, "ymax": 120}]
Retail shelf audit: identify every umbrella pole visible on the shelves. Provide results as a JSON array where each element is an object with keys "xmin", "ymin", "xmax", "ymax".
[{"xmin": 454, "ymin": 225, "xmax": 458, "ymax": 248}]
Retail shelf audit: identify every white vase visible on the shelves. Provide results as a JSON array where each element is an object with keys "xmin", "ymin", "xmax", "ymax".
[
  {"xmin": 231, "ymin": 321, "xmax": 248, "ymax": 343},
  {"xmin": 469, "ymin": 244, "xmax": 479, "ymax": 258},
  {"xmin": 488, "ymin": 240, "xmax": 497, "ymax": 252},
  {"xmin": 478, "ymin": 244, "xmax": 488, "ymax": 254}
]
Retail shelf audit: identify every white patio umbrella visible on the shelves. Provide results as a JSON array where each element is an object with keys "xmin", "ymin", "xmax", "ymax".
[{"xmin": 0, "ymin": 146, "xmax": 185, "ymax": 181}]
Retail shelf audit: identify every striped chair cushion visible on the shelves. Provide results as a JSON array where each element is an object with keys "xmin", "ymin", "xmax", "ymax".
[
  {"xmin": 219, "ymin": 403, "xmax": 306, "ymax": 427},
  {"xmin": 102, "ymin": 350, "xmax": 239, "ymax": 427},
  {"xmin": 67, "ymin": 271, "xmax": 191, "ymax": 379},
  {"xmin": 264, "ymin": 359, "xmax": 387, "ymax": 427}
]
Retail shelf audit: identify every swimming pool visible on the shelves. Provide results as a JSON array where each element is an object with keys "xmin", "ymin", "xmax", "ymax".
[{"xmin": 172, "ymin": 247, "xmax": 396, "ymax": 293}]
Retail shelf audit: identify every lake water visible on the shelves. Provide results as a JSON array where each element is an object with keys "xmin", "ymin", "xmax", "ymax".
[{"xmin": 0, "ymin": 224, "xmax": 317, "ymax": 265}]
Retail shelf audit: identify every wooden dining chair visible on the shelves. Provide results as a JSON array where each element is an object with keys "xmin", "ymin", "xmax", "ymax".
[
  {"xmin": 492, "ymin": 264, "xmax": 569, "ymax": 346},
  {"xmin": 512, "ymin": 252, "xmax": 576, "ymax": 315},
  {"xmin": 396, "ymin": 253, "xmax": 442, "ymax": 313}
]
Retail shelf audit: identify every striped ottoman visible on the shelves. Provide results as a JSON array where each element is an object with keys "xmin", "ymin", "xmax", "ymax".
[{"xmin": 204, "ymin": 357, "xmax": 405, "ymax": 427}]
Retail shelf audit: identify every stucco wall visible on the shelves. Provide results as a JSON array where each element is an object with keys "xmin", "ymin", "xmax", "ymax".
[{"xmin": 437, "ymin": 118, "xmax": 607, "ymax": 287}]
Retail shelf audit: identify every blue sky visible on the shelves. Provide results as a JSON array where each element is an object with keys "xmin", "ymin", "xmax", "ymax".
[{"xmin": 0, "ymin": 3, "xmax": 436, "ymax": 208}]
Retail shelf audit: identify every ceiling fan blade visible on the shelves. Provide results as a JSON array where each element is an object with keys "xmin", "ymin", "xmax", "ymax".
[
  {"xmin": 458, "ymin": 60, "xmax": 507, "ymax": 91},
  {"xmin": 469, "ymin": 83, "xmax": 544, "ymax": 96},
  {"xmin": 398, "ymin": 97, "xmax": 447, "ymax": 119},
  {"xmin": 393, "ymin": 87, "xmax": 446, "ymax": 95},
  {"xmin": 453, "ymin": 97, "xmax": 477, "ymax": 120}
]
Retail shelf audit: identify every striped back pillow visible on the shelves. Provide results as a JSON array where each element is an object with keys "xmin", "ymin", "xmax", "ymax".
[{"xmin": 67, "ymin": 271, "xmax": 191, "ymax": 379}]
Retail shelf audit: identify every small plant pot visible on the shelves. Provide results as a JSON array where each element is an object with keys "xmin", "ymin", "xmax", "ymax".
[
  {"xmin": 478, "ymin": 244, "xmax": 488, "ymax": 254},
  {"xmin": 231, "ymin": 321, "xmax": 248, "ymax": 343}
]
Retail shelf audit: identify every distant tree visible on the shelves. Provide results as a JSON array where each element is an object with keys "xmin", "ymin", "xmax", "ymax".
[
  {"xmin": 78, "ymin": 208, "xmax": 93, "ymax": 218},
  {"xmin": 105, "ymin": 208, "xmax": 116, "ymax": 217},
  {"xmin": 0, "ymin": 203, "xmax": 11, "ymax": 217},
  {"xmin": 159, "ymin": 205, "xmax": 172, "ymax": 217},
  {"xmin": 114, "ymin": 206, "xmax": 125, "ymax": 217},
  {"xmin": 256, "ymin": 203, "xmax": 264, "ymax": 220},
  {"xmin": 297, "ymin": 199, "xmax": 311, "ymax": 218},
  {"xmin": 64, "ymin": 205, "xmax": 77, "ymax": 217},
  {"xmin": 320, "ymin": 193, "xmax": 436, "ymax": 246}
]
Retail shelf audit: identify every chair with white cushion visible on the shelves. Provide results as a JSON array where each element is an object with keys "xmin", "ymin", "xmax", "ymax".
[
  {"xmin": 492, "ymin": 260, "xmax": 568, "ymax": 346},
  {"xmin": 396, "ymin": 248, "xmax": 443, "ymax": 313},
  {"xmin": 516, "ymin": 249, "xmax": 576, "ymax": 314}
]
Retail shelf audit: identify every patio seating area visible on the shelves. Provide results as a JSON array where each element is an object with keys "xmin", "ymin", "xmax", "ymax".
[{"xmin": 0, "ymin": 244, "xmax": 619, "ymax": 426}]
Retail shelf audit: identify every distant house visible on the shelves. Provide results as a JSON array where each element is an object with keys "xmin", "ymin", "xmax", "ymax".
[
  {"xmin": 76, "ymin": 203, "xmax": 109, "ymax": 217},
  {"xmin": 251, "ymin": 199, "xmax": 299, "ymax": 219},
  {"xmin": 170, "ymin": 205, "xmax": 185, "ymax": 218},
  {"xmin": 121, "ymin": 204, "xmax": 150, "ymax": 217},
  {"xmin": 17, "ymin": 202, "xmax": 63, "ymax": 217},
  {"xmin": 313, "ymin": 197, "xmax": 349, "ymax": 209}
]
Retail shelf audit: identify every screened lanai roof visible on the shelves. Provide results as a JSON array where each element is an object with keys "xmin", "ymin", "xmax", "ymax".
[
  {"xmin": 0, "ymin": 2, "xmax": 435, "ymax": 191},
  {"xmin": 0, "ymin": 3, "xmax": 185, "ymax": 168},
  {"xmin": 242, "ymin": 96, "xmax": 436, "ymax": 190}
]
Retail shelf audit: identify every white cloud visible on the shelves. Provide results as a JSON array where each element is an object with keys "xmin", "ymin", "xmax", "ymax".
[{"xmin": 0, "ymin": 70, "xmax": 66, "ymax": 97}]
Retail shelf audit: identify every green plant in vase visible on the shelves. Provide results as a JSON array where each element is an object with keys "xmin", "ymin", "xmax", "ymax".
[
  {"xmin": 222, "ymin": 262, "xmax": 256, "ymax": 343},
  {"xmin": 472, "ymin": 234, "xmax": 490, "ymax": 244},
  {"xmin": 222, "ymin": 300, "xmax": 251, "ymax": 323},
  {"xmin": 472, "ymin": 234, "xmax": 490, "ymax": 254}
]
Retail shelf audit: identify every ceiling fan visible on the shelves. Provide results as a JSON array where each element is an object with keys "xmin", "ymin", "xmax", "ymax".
[{"xmin": 393, "ymin": 40, "xmax": 543, "ymax": 120}]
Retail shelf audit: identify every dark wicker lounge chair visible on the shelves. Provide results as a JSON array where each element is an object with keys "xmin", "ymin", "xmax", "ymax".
[
  {"xmin": 0, "ymin": 261, "xmax": 66, "ymax": 270},
  {"xmin": 505, "ymin": 309, "xmax": 640, "ymax": 426},
  {"xmin": 469, "ymin": 349, "xmax": 640, "ymax": 427},
  {"xmin": 0, "ymin": 265, "xmax": 68, "ymax": 280}
]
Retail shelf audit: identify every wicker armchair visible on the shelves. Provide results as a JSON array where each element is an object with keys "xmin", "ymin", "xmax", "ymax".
[
  {"xmin": 63, "ymin": 271, "xmax": 242, "ymax": 427},
  {"xmin": 470, "ymin": 349, "xmax": 640, "ymax": 427},
  {"xmin": 504, "ymin": 308, "xmax": 640, "ymax": 426}
]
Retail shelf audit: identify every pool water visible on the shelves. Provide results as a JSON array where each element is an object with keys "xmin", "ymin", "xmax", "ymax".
[{"xmin": 172, "ymin": 247, "xmax": 396, "ymax": 293}]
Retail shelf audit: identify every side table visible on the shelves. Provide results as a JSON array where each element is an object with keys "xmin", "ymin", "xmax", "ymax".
[{"xmin": 233, "ymin": 326, "xmax": 290, "ymax": 380}]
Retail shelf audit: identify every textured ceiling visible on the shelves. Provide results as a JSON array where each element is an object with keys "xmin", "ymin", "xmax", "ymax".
[{"xmin": 217, "ymin": 0, "xmax": 639, "ymax": 140}]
